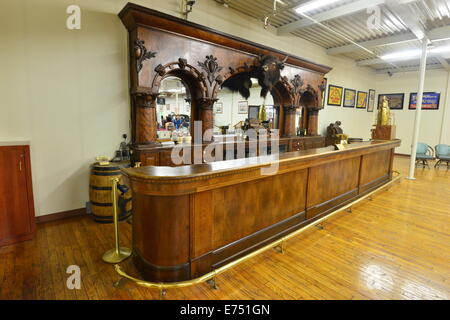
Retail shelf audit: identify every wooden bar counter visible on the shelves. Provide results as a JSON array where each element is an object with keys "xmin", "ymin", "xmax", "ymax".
[{"xmin": 122, "ymin": 139, "xmax": 400, "ymax": 282}]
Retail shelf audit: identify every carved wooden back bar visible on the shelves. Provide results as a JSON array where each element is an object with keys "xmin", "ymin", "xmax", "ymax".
[{"xmin": 119, "ymin": 3, "xmax": 332, "ymax": 149}]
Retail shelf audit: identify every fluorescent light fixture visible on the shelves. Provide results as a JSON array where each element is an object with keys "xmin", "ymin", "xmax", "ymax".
[
  {"xmin": 295, "ymin": 0, "xmax": 342, "ymax": 14},
  {"xmin": 380, "ymin": 45, "xmax": 450, "ymax": 61},
  {"xmin": 430, "ymin": 45, "xmax": 450, "ymax": 54},
  {"xmin": 380, "ymin": 49, "xmax": 422, "ymax": 60}
]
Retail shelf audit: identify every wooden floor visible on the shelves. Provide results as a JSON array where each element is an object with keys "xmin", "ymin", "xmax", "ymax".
[{"xmin": 0, "ymin": 156, "xmax": 449, "ymax": 300}]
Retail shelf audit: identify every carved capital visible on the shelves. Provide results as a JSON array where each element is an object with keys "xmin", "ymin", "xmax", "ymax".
[
  {"xmin": 284, "ymin": 105, "xmax": 297, "ymax": 114},
  {"xmin": 132, "ymin": 92, "xmax": 158, "ymax": 108},
  {"xmin": 197, "ymin": 98, "xmax": 217, "ymax": 110}
]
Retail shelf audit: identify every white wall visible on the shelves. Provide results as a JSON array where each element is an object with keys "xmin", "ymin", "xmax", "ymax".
[
  {"xmin": 2, "ymin": 0, "xmax": 441, "ymax": 217},
  {"xmin": 375, "ymin": 69, "xmax": 450, "ymax": 155}
]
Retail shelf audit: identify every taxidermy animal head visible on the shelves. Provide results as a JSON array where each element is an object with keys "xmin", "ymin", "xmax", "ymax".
[
  {"xmin": 221, "ymin": 55, "xmax": 288, "ymax": 100},
  {"xmin": 257, "ymin": 55, "xmax": 288, "ymax": 98},
  {"xmin": 221, "ymin": 72, "xmax": 254, "ymax": 100}
]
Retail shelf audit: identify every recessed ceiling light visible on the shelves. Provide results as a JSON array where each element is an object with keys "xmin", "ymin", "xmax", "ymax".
[{"xmin": 295, "ymin": 0, "xmax": 342, "ymax": 14}]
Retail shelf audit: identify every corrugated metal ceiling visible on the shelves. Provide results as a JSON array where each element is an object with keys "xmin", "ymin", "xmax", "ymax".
[{"xmin": 213, "ymin": 0, "xmax": 450, "ymax": 72}]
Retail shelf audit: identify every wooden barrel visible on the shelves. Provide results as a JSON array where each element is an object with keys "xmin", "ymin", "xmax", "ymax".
[{"xmin": 89, "ymin": 161, "xmax": 132, "ymax": 223}]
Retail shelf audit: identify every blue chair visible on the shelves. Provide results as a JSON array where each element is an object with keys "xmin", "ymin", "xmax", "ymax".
[
  {"xmin": 415, "ymin": 142, "xmax": 434, "ymax": 168},
  {"xmin": 434, "ymin": 144, "xmax": 450, "ymax": 169}
]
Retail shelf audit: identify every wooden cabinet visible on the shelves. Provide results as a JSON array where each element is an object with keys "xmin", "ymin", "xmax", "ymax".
[
  {"xmin": 0, "ymin": 145, "xmax": 35, "ymax": 247},
  {"xmin": 289, "ymin": 137, "xmax": 325, "ymax": 152}
]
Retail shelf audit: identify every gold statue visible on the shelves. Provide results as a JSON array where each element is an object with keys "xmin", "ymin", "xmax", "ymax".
[
  {"xmin": 258, "ymin": 104, "xmax": 267, "ymax": 122},
  {"xmin": 377, "ymin": 96, "xmax": 391, "ymax": 126}
]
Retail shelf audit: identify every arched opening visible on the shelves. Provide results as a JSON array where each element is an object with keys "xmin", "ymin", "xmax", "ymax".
[
  {"xmin": 298, "ymin": 91, "xmax": 317, "ymax": 135},
  {"xmin": 215, "ymin": 75, "xmax": 282, "ymax": 135},
  {"xmin": 155, "ymin": 69, "xmax": 204, "ymax": 140}
]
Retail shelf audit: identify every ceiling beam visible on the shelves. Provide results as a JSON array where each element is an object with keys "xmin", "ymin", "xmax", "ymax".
[
  {"xmin": 357, "ymin": 53, "xmax": 444, "ymax": 66},
  {"xmin": 385, "ymin": 0, "xmax": 426, "ymax": 40},
  {"xmin": 436, "ymin": 56, "xmax": 450, "ymax": 71},
  {"xmin": 327, "ymin": 26, "xmax": 450, "ymax": 56},
  {"xmin": 375, "ymin": 64, "xmax": 443, "ymax": 74},
  {"xmin": 358, "ymin": 58, "xmax": 391, "ymax": 66},
  {"xmin": 277, "ymin": 0, "xmax": 386, "ymax": 35},
  {"xmin": 327, "ymin": 33, "xmax": 416, "ymax": 55},
  {"xmin": 383, "ymin": 1, "xmax": 450, "ymax": 70}
]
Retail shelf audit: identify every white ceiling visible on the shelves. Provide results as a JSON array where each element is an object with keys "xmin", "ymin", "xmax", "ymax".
[{"xmin": 213, "ymin": 0, "xmax": 450, "ymax": 73}]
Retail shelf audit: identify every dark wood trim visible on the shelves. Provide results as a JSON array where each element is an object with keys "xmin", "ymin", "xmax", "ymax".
[
  {"xmin": 36, "ymin": 208, "xmax": 87, "ymax": 224},
  {"xmin": 133, "ymin": 251, "xmax": 191, "ymax": 282},
  {"xmin": 211, "ymin": 211, "xmax": 306, "ymax": 269},
  {"xmin": 119, "ymin": 3, "xmax": 332, "ymax": 74},
  {"xmin": 359, "ymin": 174, "xmax": 390, "ymax": 195},
  {"xmin": 306, "ymin": 189, "xmax": 358, "ymax": 220},
  {"xmin": 0, "ymin": 232, "xmax": 34, "ymax": 247},
  {"xmin": 395, "ymin": 153, "xmax": 410, "ymax": 157}
]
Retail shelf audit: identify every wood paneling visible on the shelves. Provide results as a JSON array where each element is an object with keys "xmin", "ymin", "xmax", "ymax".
[
  {"xmin": 306, "ymin": 157, "xmax": 360, "ymax": 219},
  {"xmin": 359, "ymin": 149, "xmax": 391, "ymax": 194},
  {"xmin": 212, "ymin": 169, "xmax": 308, "ymax": 248},
  {"xmin": 132, "ymin": 193, "xmax": 190, "ymax": 281},
  {"xmin": 307, "ymin": 157, "xmax": 360, "ymax": 207},
  {"xmin": 0, "ymin": 145, "xmax": 35, "ymax": 247},
  {"xmin": 191, "ymin": 191, "xmax": 214, "ymax": 258}
]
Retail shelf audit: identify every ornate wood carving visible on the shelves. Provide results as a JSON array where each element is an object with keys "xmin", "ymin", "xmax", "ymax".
[
  {"xmin": 178, "ymin": 58, "xmax": 188, "ymax": 69},
  {"xmin": 291, "ymin": 74, "xmax": 304, "ymax": 97},
  {"xmin": 198, "ymin": 55, "xmax": 223, "ymax": 86},
  {"xmin": 150, "ymin": 61, "xmax": 209, "ymax": 99},
  {"xmin": 154, "ymin": 64, "xmax": 166, "ymax": 77},
  {"xmin": 134, "ymin": 40, "xmax": 157, "ymax": 73},
  {"xmin": 119, "ymin": 4, "xmax": 332, "ymax": 147},
  {"xmin": 303, "ymin": 84, "xmax": 320, "ymax": 110}
]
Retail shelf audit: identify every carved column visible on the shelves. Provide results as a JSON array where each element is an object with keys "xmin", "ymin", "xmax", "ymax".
[
  {"xmin": 283, "ymin": 106, "xmax": 297, "ymax": 137},
  {"xmin": 198, "ymin": 98, "xmax": 215, "ymax": 141},
  {"xmin": 307, "ymin": 109, "xmax": 319, "ymax": 136},
  {"xmin": 132, "ymin": 92, "xmax": 158, "ymax": 145}
]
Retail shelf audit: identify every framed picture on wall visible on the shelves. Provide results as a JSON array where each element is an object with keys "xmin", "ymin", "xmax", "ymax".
[
  {"xmin": 343, "ymin": 88, "xmax": 356, "ymax": 108},
  {"xmin": 327, "ymin": 84, "xmax": 343, "ymax": 106},
  {"xmin": 165, "ymin": 104, "xmax": 171, "ymax": 111},
  {"xmin": 356, "ymin": 91, "xmax": 368, "ymax": 109},
  {"xmin": 378, "ymin": 93, "xmax": 404, "ymax": 110},
  {"xmin": 409, "ymin": 92, "xmax": 440, "ymax": 110},
  {"xmin": 238, "ymin": 101, "xmax": 248, "ymax": 114},
  {"xmin": 367, "ymin": 89, "xmax": 376, "ymax": 112},
  {"xmin": 320, "ymin": 78, "xmax": 328, "ymax": 107},
  {"xmin": 157, "ymin": 97, "xmax": 166, "ymax": 105},
  {"xmin": 215, "ymin": 102, "xmax": 223, "ymax": 114}
]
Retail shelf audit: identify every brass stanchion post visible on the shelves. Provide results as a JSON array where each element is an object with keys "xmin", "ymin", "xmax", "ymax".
[{"xmin": 102, "ymin": 177, "xmax": 132, "ymax": 263}]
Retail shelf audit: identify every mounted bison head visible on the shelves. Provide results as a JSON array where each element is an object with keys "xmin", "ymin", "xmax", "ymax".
[
  {"xmin": 257, "ymin": 55, "xmax": 288, "ymax": 98},
  {"xmin": 221, "ymin": 55, "xmax": 288, "ymax": 100}
]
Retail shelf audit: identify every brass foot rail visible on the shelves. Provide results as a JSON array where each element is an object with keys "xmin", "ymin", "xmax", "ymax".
[{"xmin": 114, "ymin": 171, "xmax": 401, "ymax": 294}]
